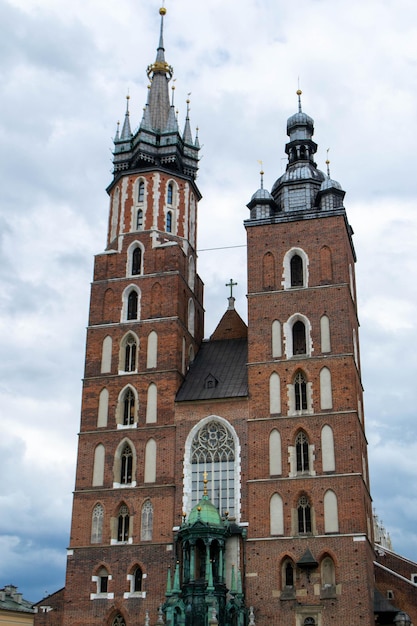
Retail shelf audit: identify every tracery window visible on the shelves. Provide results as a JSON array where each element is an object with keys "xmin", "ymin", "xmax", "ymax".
[
  {"xmin": 123, "ymin": 389, "xmax": 135, "ymax": 425},
  {"xmin": 132, "ymin": 247, "xmax": 142, "ymax": 275},
  {"xmin": 117, "ymin": 504, "xmax": 129, "ymax": 542},
  {"xmin": 290, "ymin": 254, "xmax": 303, "ymax": 286},
  {"xmin": 91, "ymin": 504, "xmax": 104, "ymax": 544},
  {"xmin": 121, "ymin": 444, "xmax": 133, "ymax": 484},
  {"xmin": 191, "ymin": 420, "xmax": 235, "ymax": 517},
  {"xmin": 304, "ymin": 619, "xmax": 316, "ymax": 626},
  {"xmin": 294, "ymin": 372, "xmax": 308, "ymax": 411},
  {"xmin": 112, "ymin": 614, "xmax": 126, "ymax": 626},
  {"xmin": 296, "ymin": 432, "xmax": 309, "ymax": 473},
  {"xmin": 297, "ymin": 495, "xmax": 312, "ymax": 534},
  {"xmin": 124, "ymin": 335, "xmax": 137, "ymax": 372}
]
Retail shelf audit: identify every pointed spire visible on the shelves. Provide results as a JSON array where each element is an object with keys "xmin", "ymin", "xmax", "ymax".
[
  {"xmin": 146, "ymin": 7, "xmax": 173, "ymax": 132},
  {"xmin": 121, "ymin": 94, "xmax": 132, "ymax": 140},
  {"xmin": 114, "ymin": 120, "xmax": 120, "ymax": 142},
  {"xmin": 183, "ymin": 97, "xmax": 193, "ymax": 144},
  {"xmin": 194, "ymin": 127, "xmax": 200, "ymax": 149}
]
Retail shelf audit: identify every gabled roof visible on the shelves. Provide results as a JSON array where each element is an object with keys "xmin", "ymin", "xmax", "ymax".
[
  {"xmin": 176, "ymin": 338, "xmax": 248, "ymax": 402},
  {"xmin": 0, "ymin": 585, "xmax": 34, "ymax": 614}
]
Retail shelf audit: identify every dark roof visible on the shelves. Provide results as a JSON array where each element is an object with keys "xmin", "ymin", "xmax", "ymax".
[
  {"xmin": 0, "ymin": 586, "xmax": 34, "ymax": 614},
  {"xmin": 176, "ymin": 338, "xmax": 248, "ymax": 402},
  {"xmin": 374, "ymin": 588, "xmax": 399, "ymax": 613}
]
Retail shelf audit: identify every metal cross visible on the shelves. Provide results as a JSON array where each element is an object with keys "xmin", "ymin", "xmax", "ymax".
[{"xmin": 225, "ymin": 278, "xmax": 237, "ymax": 298}]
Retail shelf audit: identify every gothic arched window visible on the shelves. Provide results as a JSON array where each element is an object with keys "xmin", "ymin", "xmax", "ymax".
[
  {"xmin": 138, "ymin": 181, "xmax": 145, "ymax": 203},
  {"xmin": 292, "ymin": 320, "xmax": 306, "ymax": 355},
  {"xmin": 124, "ymin": 335, "xmax": 137, "ymax": 372},
  {"xmin": 127, "ymin": 290, "xmax": 138, "ymax": 320},
  {"xmin": 141, "ymin": 500, "xmax": 153, "ymax": 541},
  {"xmin": 285, "ymin": 560, "xmax": 294, "ymax": 587},
  {"xmin": 91, "ymin": 504, "xmax": 104, "ymax": 544},
  {"xmin": 294, "ymin": 371, "xmax": 308, "ymax": 411},
  {"xmin": 297, "ymin": 495, "xmax": 312, "ymax": 534},
  {"xmin": 112, "ymin": 614, "xmax": 126, "ymax": 626},
  {"xmin": 117, "ymin": 504, "xmax": 129, "ymax": 542},
  {"xmin": 121, "ymin": 444, "xmax": 133, "ymax": 484},
  {"xmin": 296, "ymin": 431, "xmax": 309, "ymax": 473},
  {"xmin": 290, "ymin": 254, "xmax": 303, "ymax": 286},
  {"xmin": 191, "ymin": 420, "xmax": 235, "ymax": 517},
  {"xmin": 136, "ymin": 209, "xmax": 144, "ymax": 230},
  {"xmin": 134, "ymin": 566, "xmax": 143, "ymax": 592},
  {"xmin": 167, "ymin": 182, "xmax": 173, "ymax": 205},
  {"xmin": 123, "ymin": 389, "xmax": 135, "ymax": 425},
  {"xmin": 132, "ymin": 247, "xmax": 142, "ymax": 275},
  {"xmin": 166, "ymin": 210, "xmax": 172, "ymax": 233}
]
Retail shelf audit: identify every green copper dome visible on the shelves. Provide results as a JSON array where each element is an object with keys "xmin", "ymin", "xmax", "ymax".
[{"xmin": 187, "ymin": 495, "xmax": 223, "ymax": 526}]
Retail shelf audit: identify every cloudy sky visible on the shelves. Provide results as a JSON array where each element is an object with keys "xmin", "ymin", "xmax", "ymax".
[{"xmin": 1, "ymin": 0, "xmax": 417, "ymax": 603}]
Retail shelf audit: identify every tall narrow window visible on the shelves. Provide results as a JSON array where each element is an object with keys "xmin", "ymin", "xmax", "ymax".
[
  {"xmin": 284, "ymin": 561, "xmax": 294, "ymax": 587},
  {"xmin": 127, "ymin": 291, "xmax": 138, "ymax": 320},
  {"xmin": 270, "ymin": 493, "xmax": 284, "ymax": 535},
  {"xmin": 297, "ymin": 495, "xmax": 312, "ymax": 534},
  {"xmin": 121, "ymin": 444, "xmax": 133, "ymax": 484},
  {"xmin": 296, "ymin": 432, "xmax": 309, "ymax": 473},
  {"xmin": 117, "ymin": 504, "xmax": 130, "ymax": 542},
  {"xmin": 123, "ymin": 389, "xmax": 135, "ymax": 425},
  {"xmin": 294, "ymin": 372, "xmax": 307, "ymax": 411},
  {"xmin": 141, "ymin": 500, "xmax": 153, "ymax": 541},
  {"xmin": 92, "ymin": 444, "xmax": 105, "ymax": 487},
  {"xmin": 134, "ymin": 566, "xmax": 143, "ymax": 592},
  {"xmin": 269, "ymin": 429, "xmax": 282, "ymax": 476},
  {"xmin": 132, "ymin": 247, "xmax": 142, "ymax": 275},
  {"xmin": 98, "ymin": 567, "xmax": 109, "ymax": 593},
  {"xmin": 144, "ymin": 439, "xmax": 157, "ymax": 483},
  {"xmin": 166, "ymin": 211, "xmax": 172, "ymax": 233},
  {"xmin": 191, "ymin": 420, "xmax": 235, "ymax": 517},
  {"xmin": 324, "ymin": 490, "xmax": 339, "ymax": 533},
  {"xmin": 138, "ymin": 181, "xmax": 145, "ymax": 202},
  {"xmin": 124, "ymin": 336, "xmax": 137, "ymax": 372},
  {"xmin": 167, "ymin": 182, "xmax": 173, "ymax": 205},
  {"xmin": 136, "ymin": 209, "xmax": 143, "ymax": 230},
  {"xmin": 91, "ymin": 504, "xmax": 104, "ymax": 544},
  {"xmin": 290, "ymin": 254, "xmax": 303, "ymax": 286},
  {"xmin": 292, "ymin": 321, "xmax": 306, "ymax": 355}
]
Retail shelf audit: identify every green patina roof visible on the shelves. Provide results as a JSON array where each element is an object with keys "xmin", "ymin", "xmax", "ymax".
[{"xmin": 188, "ymin": 495, "xmax": 223, "ymax": 526}]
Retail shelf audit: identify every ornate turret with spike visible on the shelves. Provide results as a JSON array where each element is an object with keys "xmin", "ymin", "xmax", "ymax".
[{"xmin": 112, "ymin": 7, "xmax": 199, "ymax": 180}]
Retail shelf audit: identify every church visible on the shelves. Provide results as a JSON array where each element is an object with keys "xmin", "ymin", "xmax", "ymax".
[{"xmin": 33, "ymin": 7, "xmax": 416, "ymax": 626}]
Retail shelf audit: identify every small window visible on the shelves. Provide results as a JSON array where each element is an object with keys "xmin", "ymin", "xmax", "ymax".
[
  {"xmin": 290, "ymin": 254, "xmax": 303, "ymax": 286},
  {"xmin": 167, "ymin": 182, "xmax": 173, "ymax": 205},
  {"xmin": 124, "ymin": 335, "xmax": 137, "ymax": 372},
  {"xmin": 166, "ymin": 211, "xmax": 172, "ymax": 233},
  {"xmin": 297, "ymin": 495, "xmax": 312, "ymax": 534},
  {"xmin": 138, "ymin": 181, "xmax": 145, "ymax": 203},
  {"xmin": 123, "ymin": 389, "xmax": 135, "ymax": 425},
  {"xmin": 117, "ymin": 504, "xmax": 130, "ymax": 542},
  {"xmin": 136, "ymin": 209, "xmax": 144, "ymax": 230},
  {"xmin": 304, "ymin": 619, "xmax": 316, "ymax": 626},
  {"xmin": 112, "ymin": 614, "xmax": 126, "ymax": 626},
  {"xmin": 127, "ymin": 291, "xmax": 138, "ymax": 320},
  {"xmin": 387, "ymin": 590, "xmax": 394, "ymax": 600},
  {"xmin": 134, "ymin": 566, "xmax": 143, "ymax": 592},
  {"xmin": 294, "ymin": 372, "xmax": 307, "ymax": 411},
  {"xmin": 285, "ymin": 561, "xmax": 294, "ymax": 587},
  {"xmin": 296, "ymin": 432, "xmax": 309, "ymax": 473},
  {"xmin": 121, "ymin": 444, "xmax": 133, "ymax": 484},
  {"xmin": 98, "ymin": 567, "xmax": 108, "ymax": 593},
  {"xmin": 132, "ymin": 248, "xmax": 142, "ymax": 275},
  {"xmin": 292, "ymin": 321, "xmax": 306, "ymax": 355}
]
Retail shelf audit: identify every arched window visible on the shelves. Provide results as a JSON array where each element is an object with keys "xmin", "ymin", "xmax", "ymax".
[
  {"xmin": 188, "ymin": 298, "xmax": 195, "ymax": 335},
  {"xmin": 290, "ymin": 254, "xmax": 303, "ymax": 286},
  {"xmin": 123, "ymin": 334, "xmax": 137, "ymax": 372},
  {"xmin": 123, "ymin": 389, "xmax": 135, "ymax": 426},
  {"xmin": 321, "ymin": 425, "xmax": 335, "ymax": 472},
  {"xmin": 166, "ymin": 210, "xmax": 172, "ymax": 233},
  {"xmin": 121, "ymin": 444, "xmax": 133, "ymax": 484},
  {"xmin": 320, "ymin": 367, "xmax": 333, "ymax": 410},
  {"xmin": 138, "ymin": 180, "xmax": 145, "ymax": 203},
  {"xmin": 146, "ymin": 383, "xmax": 157, "ymax": 424},
  {"xmin": 270, "ymin": 493, "xmax": 284, "ymax": 535},
  {"xmin": 292, "ymin": 320, "xmax": 306, "ymax": 355},
  {"xmin": 146, "ymin": 331, "xmax": 158, "ymax": 369},
  {"xmin": 324, "ymin": 490, "xmax": 339, "ymax": 533},
  {"xmin": 269, "ymin": 429, "xmax": 282, "ymax": 476},
  {"xmin": 117, "ymin": 504, "xmax": 130, "ymax": 542},
  {"xmin": 320, "ymin": 314, "xmax": 331, "ymax": 352},
  {"xmin": 97, "ymin": 567, "xmax": 109, "ymax": 594},
  {"xmin": 101, "ymin": 336, "xmax": 112, "ymax": 374},
  {"xmin": 262, "ymin": 251, "xmax": 275, "ymax": 290},
  {"xmin": 136, "ymin": 209, "xmax": 144, "ymax": 230},
  {"xmin": 272, "ymin": 320, "xmax": 282, "ymax": 358},
  {"xmin": 296, "ymin": 432, "xmax": 309, "ymax": 473},
  {"xmin": 144, "ymin": 439, "xmax": 156, "ymax": 483},
  {"xmin": 133, "ymin": 566, "xmax": 143, "ymax": 592},
  {"xmin": 283, "ymin": 559, "xmax": 294, "ymax": 587},
  {"xmin": 132, "ymin": 247, "xmax": 142, "ymax": 275},
  {"xmin": 297, "ymin": 495, "xmax": 312, "ymax": 534},
  {"xmin": 321, "ymin": 556, "xmax": 336, "ymax": 587},
  {"xmin": 91, "ymin": 504, "xmax": 104, "ymax": 544},
  {"xmin": 167, "ymin": 182, "xmax": 173, "ymax": 205},
  {"xmin": 304, "ymin": 619, "xmax": 316, "ymax": 626},
  {"xmin": 112, "ymin": 614, "xmax": 126, "ymax": 626},
  {"xmin": 269, "ymin": 372, "xmax": 281, "ymax": 414},
  {"xmin": 93, "ymin": 444, "xmax": 105, "ymax": 486},
  {"xmin": 141, "ymin": 500, "xmax": 153, "ymax": 541},
  {"xmin": 190, "ymin": 419, "xmax": 236, "ymax": 517},
  {"xmin": 127, "ymin": 290, "xmax": 138, "ymax": 320},
  {"xmin": 294, "ymin": 371, "xmax": 307, "ymax": 411},
  {"xmin": 97, "ymin": 388, "xmax": 109, "ymax": 428}
]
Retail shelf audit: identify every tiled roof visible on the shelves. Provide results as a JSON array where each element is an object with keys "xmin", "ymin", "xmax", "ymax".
[
  {"xmin": 176, "ymin": 338, "xmax": 248, "ymax": 402},
  {"xmin": 0, "ymin": 586, "xmax": 34, "ymax": 614}
]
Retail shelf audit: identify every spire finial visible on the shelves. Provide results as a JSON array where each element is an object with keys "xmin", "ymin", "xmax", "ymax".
[
  {"xmin": 326, "ymin": 148, "xmax": 331, "ymax": 177},
  {"xmin": 203, "ymin": 470, "xmax": 208, "ymax": 496},
  {"xmin": 297, "ymin": 88, "xmax": 303, "ymax": 113},
  {"xmin": 257, "ymin": 160, "xmax": 264, "ymax": 189},
  {"xmin": 171, "ymin": 79, "xmax": 176, "ymax": 106}
]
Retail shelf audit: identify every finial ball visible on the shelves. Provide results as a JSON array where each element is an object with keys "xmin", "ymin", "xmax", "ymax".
[
  {"xmin": 159, "ymin": 7, "xmax": 167, "ymax": 15},
  {"xmin": 296, "ymin": 89, "xmax": 302, "ymax": 96}
]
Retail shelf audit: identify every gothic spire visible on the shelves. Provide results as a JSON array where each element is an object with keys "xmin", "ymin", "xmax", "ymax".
[
  {"xmin": 146, "ymin": 7, "xmax": 173, "ymax": 132},
  {"xmin": 120, "ymin": 94, "xmax": 132, "ymax": 140},
  {"xmin": 183, "ymin": 98, "xmax": 193, "ymax": 144}
]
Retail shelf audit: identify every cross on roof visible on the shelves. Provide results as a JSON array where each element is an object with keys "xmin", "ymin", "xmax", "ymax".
[{"xmin": 225, "ymin": 278, "xmax": 237, "ymax": 298}]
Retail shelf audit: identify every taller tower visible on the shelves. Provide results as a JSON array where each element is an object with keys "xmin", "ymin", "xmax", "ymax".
[{"xmin": 63, "ymin": 9, "xmax": 203, "ymax": 625}]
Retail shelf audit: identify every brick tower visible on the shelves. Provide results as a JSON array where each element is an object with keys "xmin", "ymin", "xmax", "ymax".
[
  {"xmin": 63, "ymin": 8, "xmax": 204, "ymax": 625},
  {"xmin": 61, "ymin": 10, "xmax": 376, "ymax": 626}
]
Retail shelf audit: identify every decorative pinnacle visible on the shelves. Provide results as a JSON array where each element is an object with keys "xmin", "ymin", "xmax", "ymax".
[
  {"xmin": 203, "ymin": 471, "xmax": 208, "ymax": 496},
  {"xmin": 297, "ymin": 88, "xmax": 302, "ymax": 112},
  {"xmin": 326, "ymin": 148, "xmax": 331, "ymax": 176},
  {"xmin": 160, "ymin": 6, "xmax": 166, "ymax": 16}
]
